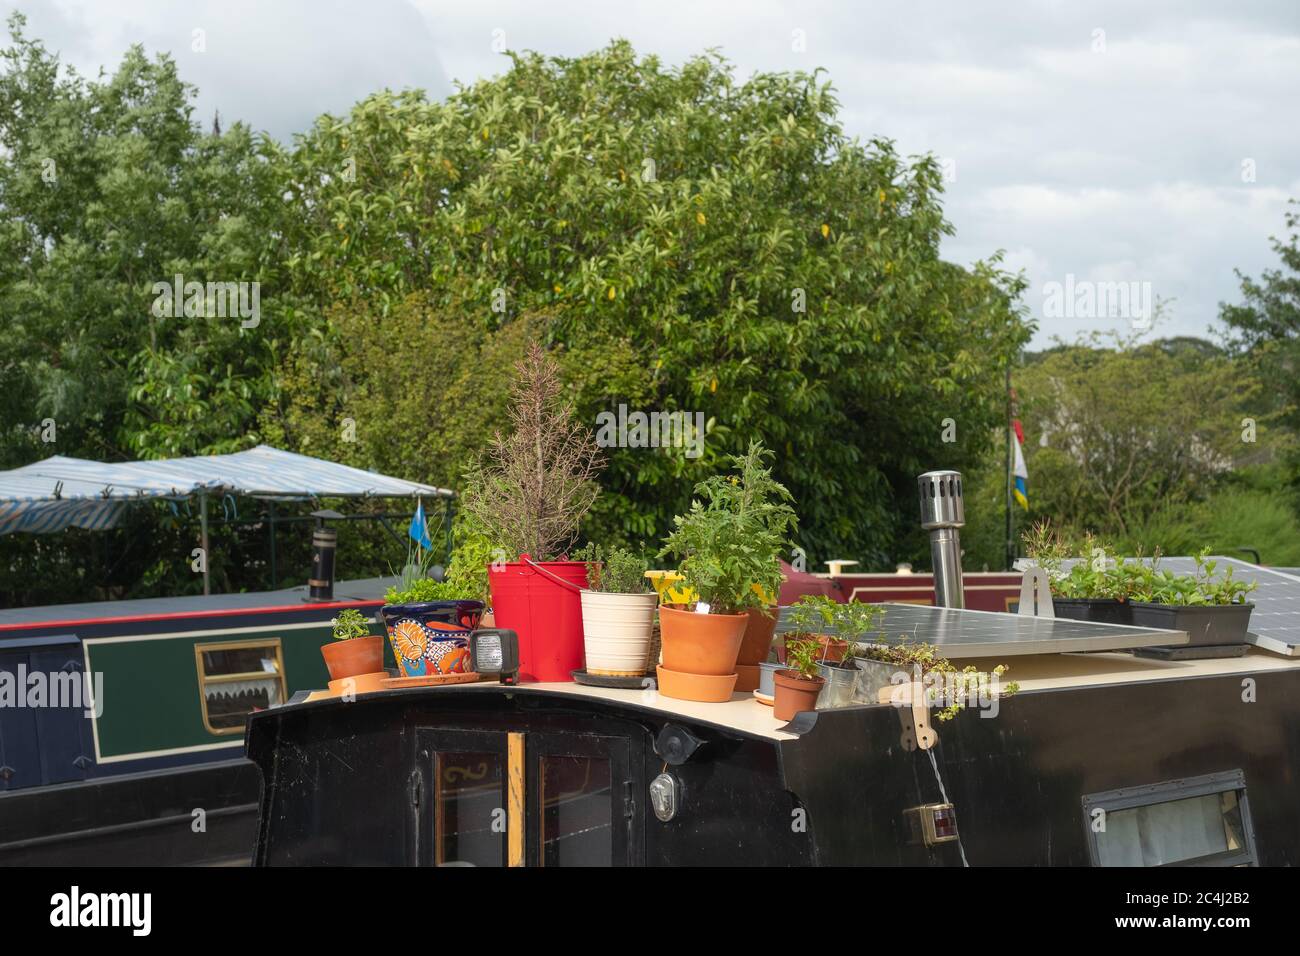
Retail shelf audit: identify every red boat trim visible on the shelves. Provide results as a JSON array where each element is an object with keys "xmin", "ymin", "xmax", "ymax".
[{"xmin": 0, "ymin": 598, "xmax": 386, "ymax": 633}]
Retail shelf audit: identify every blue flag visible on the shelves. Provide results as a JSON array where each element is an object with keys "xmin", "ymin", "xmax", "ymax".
[{"xmin": 408, "ymin": 499, "xmax": 432, "ymax": 550}]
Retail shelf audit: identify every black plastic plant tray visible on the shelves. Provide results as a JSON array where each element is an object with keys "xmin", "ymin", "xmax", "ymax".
[
  {"xmin": 1052, "ymin": 598, "xmax": 1131, "ymax": 626},
  {"xmin": 1129, "ymin": 602, "xmax": 1254, "ymax": 646},
  {"xmin": 1132, "ymin": 643, "xmax": 1250, "ymax": 661}
]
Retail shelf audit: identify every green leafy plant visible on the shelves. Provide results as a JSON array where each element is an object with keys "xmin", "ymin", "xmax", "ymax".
[
  {"xmin": 783, "ymin": 637, "xmax": 823, "ymax": 682},
  {"xmin": 574, "ymin": 543, "xmax": 651, "ymax": 594},
  {"xmin": 658, "ymin": 441, "xmax": 796, "ymax": 613},
  {"xmin": 331, "ymin": 608, "xmax": 371, "ymax": 641},
  {"xmin": 1193, "ymin": 551, "xmax": 1256, "ymax": 606},
  {"xmin": 835, "ymin": 600, "xmax": 886, "ymax": 643},
  {"xmin": 784, "ymin": 594, "xmax": 839, "ymax": 636},
  {"xmin": 1130, "ymin": 549, "xmax": 1258, "ymax": 606},
  {"xmin": 384, "ymin": 577, "xmax": 478, "ymax": 605}
]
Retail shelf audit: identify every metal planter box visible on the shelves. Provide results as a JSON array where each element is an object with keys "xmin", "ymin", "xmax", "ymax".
[
  {"xmin": 852, "ymin": 657, "xmax": 903, "ymax": 705},
  {"xmin": 1129, "ymin": 602, "xmax": 1254, "ymax": 646}
]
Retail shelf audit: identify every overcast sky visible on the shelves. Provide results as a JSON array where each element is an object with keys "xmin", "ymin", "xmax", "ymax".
[{"xmin": 6, "ymin": 0, "xmax": 1298, "ymax": 346}]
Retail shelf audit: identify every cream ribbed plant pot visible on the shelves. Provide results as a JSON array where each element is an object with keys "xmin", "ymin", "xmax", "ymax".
[{"xmin": 580, "ymin": 590, "xmax": 659, "ymax": 676}]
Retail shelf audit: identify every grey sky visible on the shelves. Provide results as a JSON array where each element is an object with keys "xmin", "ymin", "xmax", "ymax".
[{"xmin": 7, "ymin": 0, "xmax": 1299, "ymax": 346}]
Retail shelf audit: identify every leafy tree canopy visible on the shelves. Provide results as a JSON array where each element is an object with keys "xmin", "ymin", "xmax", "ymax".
[{"xmin": 266, "ymin": 40, "xmax": 1032, "ymax": 563}]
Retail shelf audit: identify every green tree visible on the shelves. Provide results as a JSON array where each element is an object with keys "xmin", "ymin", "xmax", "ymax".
[
  {"xmin": 0, "ymin": 12, "xmax": 287, "ymax": 465},
  {"xmin": 267, "ymin": 42, "xmax": 1031, "ymax": 564},
  {"xmin": 992, "ymin": 332, "xmax": 1257, "ymax": 540},
  {"xmin": 1220, "ymin": 202, "xmax": 1300, "ymax": 501}
]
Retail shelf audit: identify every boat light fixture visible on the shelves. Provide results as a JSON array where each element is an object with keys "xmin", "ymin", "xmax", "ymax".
[
  {"xmin": 469, "ymin": 628, "xmax": 520, "ymax": 684},
  {"xmin": 906, "ymin": 802, "xmax": 959, "ymax": 846},
  {"xmin": 649, "ymin": 772, "xmax": 681, "ymax": 822}
]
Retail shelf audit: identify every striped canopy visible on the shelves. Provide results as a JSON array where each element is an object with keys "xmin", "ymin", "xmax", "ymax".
[{"xmin": 0, "ymin": 446, "xmax": 452, "ymax": 535}]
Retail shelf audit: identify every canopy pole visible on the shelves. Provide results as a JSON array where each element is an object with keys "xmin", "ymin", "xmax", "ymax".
[
  {"xmin": 199, "ymin": 491, "xmax": 211, "ymax": 596},
  {"xmin": 268, "ymin": 500, "xmax": 278, "ymax": 589},
  {"xmin": 444, "ymin": 496, "xmax": 455, "ymax": 568}
]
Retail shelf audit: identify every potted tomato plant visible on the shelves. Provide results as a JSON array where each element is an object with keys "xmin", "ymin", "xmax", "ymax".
[
  {"xmin": 656, "ymin": 441, "xmax": 795, "ymax": 702},
  {"xmin": 815, "ymin": 600, "xmax": 885, "ymax": 709},
  {"xmin": 780, "ymin": 594, "xmax": 848, "ymax": 663},
  {"xmin": 773, "ymin": 637, "xmax": 826, "ymax": 720}
]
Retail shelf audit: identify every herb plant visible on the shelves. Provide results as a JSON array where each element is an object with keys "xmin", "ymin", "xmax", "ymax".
[
  {"xmin": 574, "ymin": 543, "xmax": 652, "ymax": 594},
  {"xmin": 331, "ymin": 608, "xmax": 371, "ymax": 641},
  {"xmin": 858, "ymin": 642, "xmax": 1019, "ymax": 722}
]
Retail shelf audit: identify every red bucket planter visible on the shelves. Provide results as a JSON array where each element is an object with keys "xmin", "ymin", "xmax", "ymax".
[{"xmin": 488, "ymin": 555, "xmax": 590, "ymax": 682}]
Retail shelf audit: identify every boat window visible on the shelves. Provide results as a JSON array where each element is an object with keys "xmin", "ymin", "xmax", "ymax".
[
  {"xmin": 538, "ymin": 753, "xmax": 613, "ymax": 866},
  {"xmin": 434, "ymin": 751, "xmax": 505, "ymax": 867},
  {"xmin": 194, "ymin": 639, "xmax": 287, "ymax": 735},
  {"xmin": 1083, "ymin": 770, "xmax": 1257, "ymax": 867}
]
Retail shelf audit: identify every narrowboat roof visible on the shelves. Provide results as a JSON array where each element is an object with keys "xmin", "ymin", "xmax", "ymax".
[
  {"xmin": 285, "ymin": 681, "xmax": 803, "ymax": 741},
  {"xmin": 275, "ymin": 645, "xmax": 1300, "ymax": 742},
  {"xmin": 0, "ymin": 575, "xmax": 394, "ymax": 631}
]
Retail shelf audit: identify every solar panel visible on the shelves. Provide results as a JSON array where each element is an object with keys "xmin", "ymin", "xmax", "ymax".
[
  {"xmin": 1057, "ymin": 555, "xmax": 1300, "ymax": 657},
  {"xmin": 777, "ymin": 602, "xmax": 1187, "ymax": 659}
]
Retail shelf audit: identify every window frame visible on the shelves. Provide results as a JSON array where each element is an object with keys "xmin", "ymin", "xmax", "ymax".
[
  {"xmin": 193, "ymin": 637, "xmax": 287, "ymax": 737},
  {"xmin": 1082, "ymin": 769, "xmax": 1258, "ymax": 867}
]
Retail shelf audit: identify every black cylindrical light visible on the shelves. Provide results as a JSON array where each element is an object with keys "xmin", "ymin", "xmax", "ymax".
[{"xmin": 308, "ymin": 510, "xmax": 343, "ymax": 601}]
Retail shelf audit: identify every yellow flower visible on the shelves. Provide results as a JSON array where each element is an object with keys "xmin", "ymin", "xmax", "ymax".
[
  {"xmin": 696, "ymin": 212, "xmax": 706, "ymax": 226},
  {"xmin": 710, "ymin": 377, "xmax": 718, "ymax": 393},
  {"xmin": 607, "ymin": 286, "xmax": 616, "ymax": 300},
  {"xmin": 553, "ymin": 284, "xmax": 563, "ymax": 294},
  {"xmin": 821, "ymin": 223, "xmax": 830, "ymax": 238},
  {"xmin": 878, "ymin": 188, "xmax": 887, "ymax": 204},
  {"xmin": 482, "ymin": 128, "xmax": 489, "ymax": 140}
]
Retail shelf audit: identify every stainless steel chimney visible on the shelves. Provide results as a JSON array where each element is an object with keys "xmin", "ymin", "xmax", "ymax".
[{"xmin": 918, "ymin": 470, "xmax": 965, "ymax": 608}]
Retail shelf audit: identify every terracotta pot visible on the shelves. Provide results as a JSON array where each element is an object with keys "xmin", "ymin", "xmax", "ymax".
[
  {"xmin": 772, "ymin": 668, "xmax": 826, "ymax": 721},
  {"xmin": 320, "ymin": 636, "xmax": 384, "ymax": 682},
  {"xmin": 326, "ymin": 671, "xmax": 388, "ymax": 696},
  {"xmin": 734, "ymin": 663, "xmax": 761, "ymax": 693},
  {"xmin": 581, "ymin": 590, "xmax": 658, "ymax": 676},
  {"xmin": 659, "ymin": 604, "xmax": 747, "ymax": 676},
  {"xmin": 780, "ymin": 633, "xmax": 847, "ymax": 664},
  {"xmin": 656, "ymin": 665, "xmax": 738, "ymax": 703},
  {"xmin": 736, "ymin": 607, "xmax": 778, "ymax": 666}
]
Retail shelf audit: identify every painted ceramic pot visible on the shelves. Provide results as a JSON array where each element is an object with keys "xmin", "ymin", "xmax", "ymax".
[{"xmin": 380, "ymin": 600, "xmax": 485, "ymax": 678}]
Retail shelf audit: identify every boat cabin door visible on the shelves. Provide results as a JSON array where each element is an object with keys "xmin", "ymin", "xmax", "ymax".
[{"xmin": 413, "ymin": 726, "xmax": 641, "ymax": 867}]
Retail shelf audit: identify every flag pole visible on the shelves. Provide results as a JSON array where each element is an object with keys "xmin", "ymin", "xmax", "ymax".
[{"xmin": 1004, "ymin": 361, "xmax": 1013, "ymax": 571}]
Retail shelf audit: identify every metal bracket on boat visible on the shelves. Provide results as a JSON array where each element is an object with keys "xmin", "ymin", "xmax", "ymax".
[
  {"xmin": 1017, "ymin": 566, "xmax": 1055, "ymax": 618},
  {"xmin": 878, "ymin": 680, "xmax": 937, "ymax": 751}
]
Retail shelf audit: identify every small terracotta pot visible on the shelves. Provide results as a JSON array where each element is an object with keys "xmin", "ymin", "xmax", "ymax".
[
  {"xmin": 657, "ymin": 665, "xmax": 738, "ymax": 703},
  {"xmin": 659, "ymin": 604, "xmax": 747, "ymax": 676},
  {"xmin": 736, "ymin": 607, "xmax": 778, "ymax": 666},
  {"xmin": 772, "ymin": 668, "xmax": 826, "ymax": 721},
  {"xmin": 320, "ymin": 636, "xmax": 384, "ymax": 682}
]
